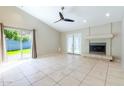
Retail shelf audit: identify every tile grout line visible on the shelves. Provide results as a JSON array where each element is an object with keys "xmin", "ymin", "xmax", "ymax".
[
  {"xmin": 18, "ymin": 67, "xmax": 33, "ymax": 86},
  {"xmin": 55, "ymin": 69, "xmax": 75, "ymax": 85},
  {"xmin": 28, "ymin": 68, "xmax": 60, "ymax": 85},
  {"xmin": 54, "ymin": 61, "xmax": 80, "ymax": 85},
  {"xmin": 44, "ymin": 61, "xmax": 78, "ymax": 85},
  {"xmin": 79, "ymin": 62, "xmax": 98, "ymax": 85},
  {"xmin": 45, "ymin": 74, "xmax": 60, "ymax": 85},
  {"xmin": 44, "ymin": 64, "xmax": 76, "ymax": 85},
  {"xmin": 27, "ymin": 73, "xmax": 47, "ymax": 85},
  {"xmin": 37, "ymin": 67, "xmax": 61, "ymax": 84},
  {"xmin": 2, "ymin": 56, "xmax": 68, "ymax": 86},
  {"xmin": 21, "ymin": 61, "xmax": 64, "ymax": 86},
  {"xmin": 104, "ymin": 62, "xmax": 109, "ymax": 86},
  {"xmin": 18, "ymin": 63, "xmax": 49, "ymax": 86},
  {"xmin": 31, "ymin": 73, "xmax": 58, "ymax": 86}
]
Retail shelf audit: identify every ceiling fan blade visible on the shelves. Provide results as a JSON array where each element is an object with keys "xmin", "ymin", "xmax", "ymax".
[
  {"xmin": 59, "ymin": 12, "xmax": 64, "ymax": 19},
  {"xmin": 64, "ymin": 18, "xmax": 74, "ymax": 22},
  {"xmin": 54, "ymin": 19, "xmax": 61, "ymax": 23}
]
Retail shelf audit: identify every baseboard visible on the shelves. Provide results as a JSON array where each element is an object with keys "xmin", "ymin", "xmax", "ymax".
[{"xmin": 37, "ymin": 52, "xmax": 61, "ymax": 58}]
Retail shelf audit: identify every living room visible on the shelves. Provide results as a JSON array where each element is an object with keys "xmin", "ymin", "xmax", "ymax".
[{"xmin": 0, "ymin": 6, "xmax": 124, "ymax": 87}]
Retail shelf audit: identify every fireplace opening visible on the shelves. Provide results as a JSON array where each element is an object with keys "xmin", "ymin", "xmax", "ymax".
[{"xmin": 89, "ymin": 43, "xmax": 106, "ymax": 55}]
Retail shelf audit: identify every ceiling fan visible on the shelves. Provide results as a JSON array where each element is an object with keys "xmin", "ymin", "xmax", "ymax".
[{"xmin": 54, "ymin": 7, "xmax": 75, "ymax": 23}]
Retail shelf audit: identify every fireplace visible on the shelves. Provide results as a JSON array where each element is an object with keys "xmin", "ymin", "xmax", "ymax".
[{"xmin": 89, "ymin": 43, "xmax": 106, "ymax": 55}]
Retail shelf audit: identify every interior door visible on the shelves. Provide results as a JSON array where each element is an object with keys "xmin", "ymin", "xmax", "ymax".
[{"xmin": 67, "ymin": 34, "xmax": 73, "ymax": 54}]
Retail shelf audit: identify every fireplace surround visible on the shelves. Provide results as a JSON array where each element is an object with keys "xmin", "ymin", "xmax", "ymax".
[{"xmin": 89, "ymin": 43, "xmax": 106, "ymax": 55}]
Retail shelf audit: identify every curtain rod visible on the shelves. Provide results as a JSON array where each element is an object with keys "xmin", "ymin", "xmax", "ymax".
[{"xmin": 4, "ymin": 25, "xmax": 33, "ymax": 31}]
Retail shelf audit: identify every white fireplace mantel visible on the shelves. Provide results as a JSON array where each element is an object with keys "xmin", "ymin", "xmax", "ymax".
[
  {"xmin": 85, "ymin": 34, "xmax": 114, "ymax": 40},
  {"xmin": 84, "ymin": 33, "xmax": 114, "ymax": 61}
]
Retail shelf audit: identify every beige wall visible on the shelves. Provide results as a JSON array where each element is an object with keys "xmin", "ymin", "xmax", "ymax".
[
  {"xmin": 0, "ymin": 6, "xmax": 60, "ymax": 57},
  {"xmin": 121, "ymin": 17, "xmax": 124, "ymax": 67},
  {"xmin": 0, "ymin": 25, "xmax": 2, "ymax": 62},
  {"xmin": 61, "ymin": 21, "xmax": 121, "ymax": 59}
]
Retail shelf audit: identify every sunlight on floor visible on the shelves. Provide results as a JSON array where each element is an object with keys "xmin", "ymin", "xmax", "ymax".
[{"xmin": 0, "ymin": 59, "xmax": 32, "ymax": 74}]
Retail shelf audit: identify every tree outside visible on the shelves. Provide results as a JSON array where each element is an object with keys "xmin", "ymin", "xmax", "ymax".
[
  {"xmin": 4, "ymin": 29, "xmax": 29, "ymax": 42},
  {"xmin": 4, "ymin": 29, "xmax": 31, "ymax": 57}
]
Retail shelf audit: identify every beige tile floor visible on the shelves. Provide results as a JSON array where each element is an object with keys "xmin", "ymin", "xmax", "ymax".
[{"xmin": 0, "ymin": 54, "xmax": 124, "ymax": 86}]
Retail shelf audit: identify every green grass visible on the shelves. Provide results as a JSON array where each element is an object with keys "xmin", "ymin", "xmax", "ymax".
[{"xmin": 7, "ymin": 49, "xmax": 31, "ymax": 56}]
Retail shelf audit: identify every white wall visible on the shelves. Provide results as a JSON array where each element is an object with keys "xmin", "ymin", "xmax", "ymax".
[
  {"xmin": 0, "ymin": 6, "xmax": 60, "ymax": 57},
  {"xmin": 61, "ymin": 21, "xmax": 121, "ymax": 59}
]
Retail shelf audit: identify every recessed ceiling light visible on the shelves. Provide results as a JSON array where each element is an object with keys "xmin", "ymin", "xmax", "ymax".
[
  {"xmin": 105, "ymin": 13, "xmax": 110, "ymax": 17},
  {"xmin": 83, "ymin": 19, "xmax": 87, "ymax": 23}
]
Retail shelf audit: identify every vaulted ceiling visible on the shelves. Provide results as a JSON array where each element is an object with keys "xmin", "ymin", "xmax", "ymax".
[{"xmin": 18, "ymin": 6, "xmax": 124, "ymax": 32}]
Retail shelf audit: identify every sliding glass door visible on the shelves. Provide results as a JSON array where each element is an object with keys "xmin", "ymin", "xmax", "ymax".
[
  {"xmin": 4, "ymin": 29, "xmax": 22, "ymax": 61},
  {"xmin": 73, "ymin": 33, "xmax": 81, "ymax": 54},
  {"xmin": 21, "ymin": 31, "xmax": 32, "ymax": 59},
  {"xmin": 4, "ymin": 28, "xmax": 32, "ymax": 62},
  {"xmin": 67, "ymin": 33, "xmax": 81, "ymax": 55},
  {"xmin": 67, "ymin": 34, "xmax": 73, "ymax": 53}
]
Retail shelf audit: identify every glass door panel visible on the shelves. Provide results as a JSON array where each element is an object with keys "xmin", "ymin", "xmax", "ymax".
[
  {"xmin": 21, "ymin": 31, "xmax": 32, "ymax": 59},
  {"xmin": 74, "ymin": 34, "xmax": 81, "ymax": 54},
  {"xmin": 67, "ymin": 33, "xmax": 81, "ymax": 55},
  {"xmin": 4, "ymin": 28, "xmax": 22, "ymax": 61},
  {"xmin": 67, "ymin": 34, "xmax": 73, "ymax": 53}
]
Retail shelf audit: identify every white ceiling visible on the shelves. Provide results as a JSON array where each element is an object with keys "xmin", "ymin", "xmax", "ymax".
[{"xmin": 18, "ymin": 6, "xmax": 124, "ymax": 32}]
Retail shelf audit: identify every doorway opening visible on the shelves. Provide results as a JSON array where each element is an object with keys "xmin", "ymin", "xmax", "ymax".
[
  {"xmin": 4, "ymin": 28, "xmax": 32, "ymax": 62},
  {"xmin": 67, "ymin": 33, "xmax": 81, "ymax": 55}
]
